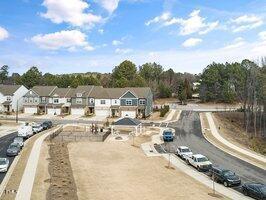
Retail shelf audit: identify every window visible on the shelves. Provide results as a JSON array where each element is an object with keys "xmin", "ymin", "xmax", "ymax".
[
  {"xmin": 90, "ymin": 98, "xmax": 94, "ymax": 104},
  {"xmin": 29, "ymin": 91, "xmax": 32, "ymax": 95},
  {"xmin": 6, "ymin": 96, "xmax": 11, "ymax": 101},
  {"xmin": 114, "ymin": 100, "xmax": 117, "ymax": 104},
  {"xmin": 41, "ymin": 97, "xmax": 46, "ymax": 103},
  {"xmin": 34, "ymin": 98, "xmax": 38, "ymax": 103},
  {"xmin": 139, "ymin": 99, "xmax": 145, "ymax": 105},
  {"xmin": 100, "ymin": 100, "xmax": 106, "ymax": 104},
  {"xmin": 24, "ymin": 98, "xmax": 28, "ymax": 103},
  {"xmin": 29, "ymin": 97, "xmax": 33, "ymax": 103},
  {"xmin": 126, "ymin": 100, "xmax": 132, "ymax": 106},
  {"xmin": 67, "ymin": 98, "xmax": 71, "ymax": 103},
  {"xmin": 77, "ymin": 93, "xmax": 82, "ymax": 97},
  {"xmin": 76, "ymin": 98, "xmax": 82, "ymax": 104},
  {"xmin": 53, "ymin": 99, "xmax": 59, "ymax": 104}
]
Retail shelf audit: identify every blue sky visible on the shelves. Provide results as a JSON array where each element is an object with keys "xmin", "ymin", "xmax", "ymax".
[{"xmin": 0, "ymin": 0, "xmax": 265, "ymax": 75}]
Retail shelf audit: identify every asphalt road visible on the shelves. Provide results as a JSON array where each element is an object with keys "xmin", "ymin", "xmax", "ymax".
[
  {"xmin": 158, "ymin": 111, "xmax": 266, "ymax": 192},
  {"xmin": 0, "ymin": 132, "xmax": 17, "ymax": 184}
]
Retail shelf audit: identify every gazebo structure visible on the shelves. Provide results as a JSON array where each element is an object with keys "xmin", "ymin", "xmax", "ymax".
[{"xmin": 111, "ymin": 117, "xmax": 143, "ymax": 136}]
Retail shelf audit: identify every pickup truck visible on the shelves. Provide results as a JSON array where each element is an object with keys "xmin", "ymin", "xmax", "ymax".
[
  {"xmin": 185, "ymin": 154, "xmax": 212, "ymax": 171},
  {"xmin": 162, "ymin": 130, "xmax": 174, "ymax": 142}
]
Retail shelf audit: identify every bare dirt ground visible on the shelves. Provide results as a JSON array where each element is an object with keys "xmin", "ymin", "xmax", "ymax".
[
  {"xmin": 31, "ymin": 141, "xmax": 50, "ymax": 200},
  {"xmin": 0, "ymin": 120, "xmax": 21, "ymax": 137},
  {"xmin": 154, "ymin": 98, "xmax": 178, "ymax": 105},
  {"xmin": 214, "ymin": 113, "xmax": 266, "ymax": 155},
  {"xmin": 46, "ymin": 141, "xmax": 78, "ymax": 200},
  {"xmin": 68, "ymin": 137, "xmax": 223, "ymax": 200}
]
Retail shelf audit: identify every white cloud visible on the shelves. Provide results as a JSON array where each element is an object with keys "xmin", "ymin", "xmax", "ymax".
[
  {"xmin": 182, "ymin": 38, "xmax": 202, "ymax": 47},
  {"xmin": 115, "ymin": 48, "xmax": 132, "ymax": 54},
  {"xmin": 223, "ymin": 37, "xmax": 246, "ymax": 49},
  {"xmin": 112, "ymin": 40, "xmax": 123, "ymax": 46},
  {"xmin": 145, "ymin": 12, "xmax": 171, "ymax": 26},
  {"xmin": 41, "ymin": 0, "xmax": 102, "ymax": 27},
  {"xmin": 146, "ymin": 10, "xmax": 219, "ymax": 35},
  {"xmin": 230, "ymin": 15, "xmax": 263, "ymax": 33},
  {"xmin": 31, "ymin": 30, "xmax": 94, "ymax": 51},
  {"xmin": 258, "ymin": 31, "xmax": 266, "ymax": 40},
  {"xmin": 0, "ymin": 26, "xmax": 9, "ymax": 41},
  {"xmin": 98, "ymin": 29, "xmax": 104, "ymax": 34},
  {"xmin": 95, "ymin": 0, "xmax": 120, "ymax": 14}
]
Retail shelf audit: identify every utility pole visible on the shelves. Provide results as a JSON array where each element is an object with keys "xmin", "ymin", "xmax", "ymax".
[{"xmin": 16, "ymin": 99, "xmax": 18, "ymax": 123}]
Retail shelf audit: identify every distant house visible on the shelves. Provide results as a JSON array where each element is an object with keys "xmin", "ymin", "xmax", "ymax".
[
  {"xmin": 23, "ymin": 86, "xmax": 57, "ymax": 114},
  {"xmin": 0, "ymin": 85, "xmax": 28, "ymax": 112}
]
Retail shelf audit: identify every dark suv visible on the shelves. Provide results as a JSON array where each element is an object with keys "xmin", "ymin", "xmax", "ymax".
[
  {"xmin": 41, "ymin": 121, "xmax": 53, "ymax": 130},
  {"xmin": 210, "ymin": 166, "xmax": 241, "ymax": 187}
]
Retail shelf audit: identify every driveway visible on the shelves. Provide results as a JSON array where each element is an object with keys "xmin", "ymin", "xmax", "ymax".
[{"xmin": 157, "ymin": 111, "xmax": 266, "ymax": 193}]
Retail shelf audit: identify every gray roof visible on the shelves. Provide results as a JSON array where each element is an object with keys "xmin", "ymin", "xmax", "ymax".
[
  {"xmin": 0, "ymin": 85, "xmax": 22, "ymax": 96},
  {"xmin": 32, "ymin": 86, "xmax": 57, "ymax": 96},
  {"xmin": 114, "ymin": 117, "xmax": 141, "ymax": 126},
  {"xmin": 51, "ymin": 87, "xmax": 74, "ymax": 98},
  {"xmin": 72, "ymin": 85, "xmax": 95, "ymax": 97}
]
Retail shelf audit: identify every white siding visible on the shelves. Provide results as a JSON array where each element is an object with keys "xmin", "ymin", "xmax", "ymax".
[
  {"xmin": 111, "ymin": 99, "xmax": 120, "ymax": 106},
  {"xmin": 95, "ymin": 99, "xmax": 111, "ymax": 107},
  {"xmin": 12, "ymin": 85, "xmax": 29, "ymax": 111}
]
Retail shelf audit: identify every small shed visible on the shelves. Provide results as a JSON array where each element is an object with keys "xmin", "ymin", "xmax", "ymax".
[{"xmin": 111, "ymin": 117, "xmax": 143, "ymax": 136}]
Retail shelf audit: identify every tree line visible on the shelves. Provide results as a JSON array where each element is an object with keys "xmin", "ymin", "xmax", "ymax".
[
  {"xmin": 200, "ymin": 59, "xmax": 266, "ymax": 138},
  {"xmin": 0, "ymin": 60, "xmax": 196, "ymax": 99}
]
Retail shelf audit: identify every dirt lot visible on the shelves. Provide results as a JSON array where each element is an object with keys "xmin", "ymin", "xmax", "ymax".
[
  {"xmin": 68, "ymin": 138, "xmax": 222, "ymax": 200},
  {"xmin": 214, "ymin": 113, "xmax": 266, "ymax": 155}
]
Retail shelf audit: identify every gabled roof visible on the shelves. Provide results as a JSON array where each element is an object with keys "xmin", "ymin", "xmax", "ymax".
[
  {"xmin": 124, "ymin": 87, "xmax": 151, "ymax": 98},
  {"xmin": 72, "ymin": 85, "xmax": 95, "ymax": 97},
  {"xmin": 90, "ymin": 86, "xmax": 109, "ymax": 99},
  {"xmin": 114, "ymin": 117, "xmax": 141, "ymax": 126},
  {"xmin": 51, "ymin": 87, "xmax": 74, "ymax": 98},
  {"xmin": 0, "ymin": 85, "xmax": 22, "ymax": 96},
  {"xmin": 31, "ymin": 86, "xmax": 57, "ymax": 96}
]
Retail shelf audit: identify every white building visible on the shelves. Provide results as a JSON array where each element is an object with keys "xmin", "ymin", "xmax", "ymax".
[{"xmin": 0, "ymin": 85, "xmax": 28, "ymax": 112}]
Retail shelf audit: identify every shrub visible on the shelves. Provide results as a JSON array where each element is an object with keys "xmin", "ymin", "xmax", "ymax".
[{"xmin": 160, "ymin": 105, "xmax": 170, "ymax": 117}]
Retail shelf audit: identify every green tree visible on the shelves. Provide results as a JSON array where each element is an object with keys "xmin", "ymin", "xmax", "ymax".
[
  {"xmin": 184, "ymin": 78, "xmax": 192, "ymax": 99},
  {"xmin": 178, "ymin": 82, "xmax": 187, "ymax": 104},
  {"xmin": 21, "ymin": 66, "xmax": 42, "ymax": 88},
  {"xmin": 158, "ymin": 83, "xmax": 171, "ymax": 98},
  {"xmin": 0, "ymin": 65, "xmax": 9, "ymax": 83}
]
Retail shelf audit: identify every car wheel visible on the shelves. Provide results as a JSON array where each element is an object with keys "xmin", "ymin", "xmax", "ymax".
[
  {"xmin": 223, "ymin": 181, "xmax": 228, "ymax": 187},
  {"xmin": 243, "ymin": 189, "xmax": 248, "ymax": 196},
  {"xmin": 197, "ymin": 166, "xmax": 200, "ymax": 171},
  {"xmin": 186, "ymin": 160, "xmax": 190, "ymax": 165}
]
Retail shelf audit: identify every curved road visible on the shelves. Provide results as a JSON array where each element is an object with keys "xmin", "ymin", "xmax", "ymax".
[
  {"xmin": 0, "ymin": 132, "xmax": 17, "ymax": 184},
  {"xmin": 159, "ymin": 111, "xmax": 265, "ymax": 191}
]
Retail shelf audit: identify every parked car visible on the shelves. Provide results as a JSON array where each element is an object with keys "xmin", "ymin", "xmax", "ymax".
[
  {"xmin": 41, "ymin": 121, "xmax": 52, "ymax": 130},
  {"xmin": 17, "ymin": 124, "xmax": 33, "ymax": 138},
  {"xmin": 13, "ymin": 137, "xmax": 24, "ymax": 148},
  {"xmin": 176, "ymin": 146, "xmax": 193, "ymax": 159},
  {"xmin": 162, "ymin": 130, "xmax": 174, "ymax": 142},
  {"xmin": 242, "ymin": 183, "xmax": 266, "ymax": 200},
  {"xmin": 0, "ymin": 158, "xmax": 9, "ymax": 173},
  {"xmin": 6, "ymin": 143, "xmax": 21, "ymax": 156},
  {"xmin": 210, "ymin": 166, "xmax": 241, "ymax": 187},
  {"xmin": 185, "ymin": 154, "xmax": 212, "ymax": 171},
  {"xmin": 32, "ymin": 124, "xmax": 43, "ymax": 134}
]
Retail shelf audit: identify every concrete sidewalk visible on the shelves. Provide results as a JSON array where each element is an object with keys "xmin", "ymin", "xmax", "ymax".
[
  {"xmin": 204, "ymin": 112, "xmax": 266, "ymax": 170},
  {"xmin": 15, "ymin": 126, "xmax": 62, "ymax": 200}
]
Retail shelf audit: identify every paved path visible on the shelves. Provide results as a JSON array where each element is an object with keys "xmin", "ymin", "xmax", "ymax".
[
  {"xmin": 15, "ymin": 126, "xmax": 61, "ymax": 200},
  {"xmin": 158, "ymin": 111, "xmax": 266, "ymax": 194},
  {"xmin": 205, "ymin": 112, "xmax": 266, "ymax": 165}
]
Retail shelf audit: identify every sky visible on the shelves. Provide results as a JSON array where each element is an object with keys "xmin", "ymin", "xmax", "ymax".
[{"xmin": 0, "ymin": 0, "xmax": 266, "ymax": 75}]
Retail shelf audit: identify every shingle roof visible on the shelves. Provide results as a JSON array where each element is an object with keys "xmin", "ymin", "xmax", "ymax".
[
  {"xmin": 32, "ymin": 86, "xmax": 57, "ymax": 96},
  {"xmin": 114, "ymin": 117, "xmax": 141, "ymax": 126},
  {"xmin": 72, "ymin": 85, "xmax": 95, "ymax": 97},
  {"xmin": 51, "ymin": 88, "xmax": 71, "ymax": 97},
  {"xmin": 0, "ymin": 85, "xmax": 22, "ymax": 96}
]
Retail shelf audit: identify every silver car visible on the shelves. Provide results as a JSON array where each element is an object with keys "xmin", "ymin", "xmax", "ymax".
[
  {"xmin": 0, "ymin": 158, "xmax": 9, "ymax": 173},
  {"xmin": 6, "ymin": 143, "xmax": 21, "ymax": 156},
  {"xmin": 13, "ymin": 137, "xmax": 24, "ymax": 148}
]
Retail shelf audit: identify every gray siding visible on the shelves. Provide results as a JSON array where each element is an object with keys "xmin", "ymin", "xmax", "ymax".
[
  {"xmin": 145, "ymin": 90, "xmax": 153, "ymax": 116},
  {"xmin": 120, "ymin": 98, "xmax": 138, "ymax": 106},
  {"xmin": 121, "ymin": 91, "xmax": 137, "ymax": 99},
  {"xmin": 23, "ymin": 90, "xmax": 39, "ymax": 105},
  {"xmin": 71, "ymin": 97, "xmax": 87, "ymax": 107}
]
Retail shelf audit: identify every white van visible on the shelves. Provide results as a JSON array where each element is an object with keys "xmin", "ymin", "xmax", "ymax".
[{"xmin": 17, "ymin": 124, "xmax": 33, "ymax": 138}]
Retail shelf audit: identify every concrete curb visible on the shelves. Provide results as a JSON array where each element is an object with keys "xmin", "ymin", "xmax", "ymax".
[
  {"xmin": 15, "ymin": 126, "xmax": 62, "ymax": 200},
  {"xmin": 162, "ymin": 154, "xmax": 253, "ymax": 200},
  {"xmin": 203, "ymin": 112, "xmax": 266, "ymax": 170}
]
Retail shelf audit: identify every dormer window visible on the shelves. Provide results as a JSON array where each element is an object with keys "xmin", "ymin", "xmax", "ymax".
[
  {"xmin": 139, "ymin": 99, "xmax": 145, "ymax": 105},
  {"xmin": 77, "ymin": 93, "xmax": 82, "ymax": 97},
  {"xmin": 90, "ymin": 98, "xmax": 94, "ymax": 104},
  {"xmin": 6, "ymin": 96, "xmax": 11, "ymax": 102}
]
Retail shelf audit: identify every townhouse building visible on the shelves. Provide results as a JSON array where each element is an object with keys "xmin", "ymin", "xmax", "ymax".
[
  {"xmin": 0, "ymin": 84, "xmax": 28, "ymax": 112},
  {"xmin": 23, "ymin": 85, "xmax": 153, "ymax": 118}
]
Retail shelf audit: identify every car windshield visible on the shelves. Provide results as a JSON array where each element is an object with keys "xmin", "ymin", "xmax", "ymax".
[
  {"xmin": 9, "ymin": 144, "xmax": 18, "ymax": 148},
  {"xmin": 197, "ymin": 157, "xmax": 208, "ymax": 162},
  {"xmin": 0, "ymin": 159, "xmax": 6, "ymax": 165},
  {"xmin": 33, "ymin": 125, "xmax": 40, "ymax": 128},
  {"xmin": 14, "ymin": 137, "xmax": 22, "ymax": 142},
  {"xmin": 259, "ymin": 185, "xmax": 266, "ymax": 194},
  {"xmin": 182, "ymin": 148, "xmax": 191, "ymax": 153},
  {"xmin": 163, "ymin": 132, "xmax": 172, "ymax": 135},
  {"xmin": 223, "ymin": 170, "xmax": 235, "ymax": 176}
]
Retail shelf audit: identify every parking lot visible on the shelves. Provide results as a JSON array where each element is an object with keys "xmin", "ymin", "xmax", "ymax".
[{"xmin": 156, "ymin": 111, "xmax": 266, "ymax": 195}]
